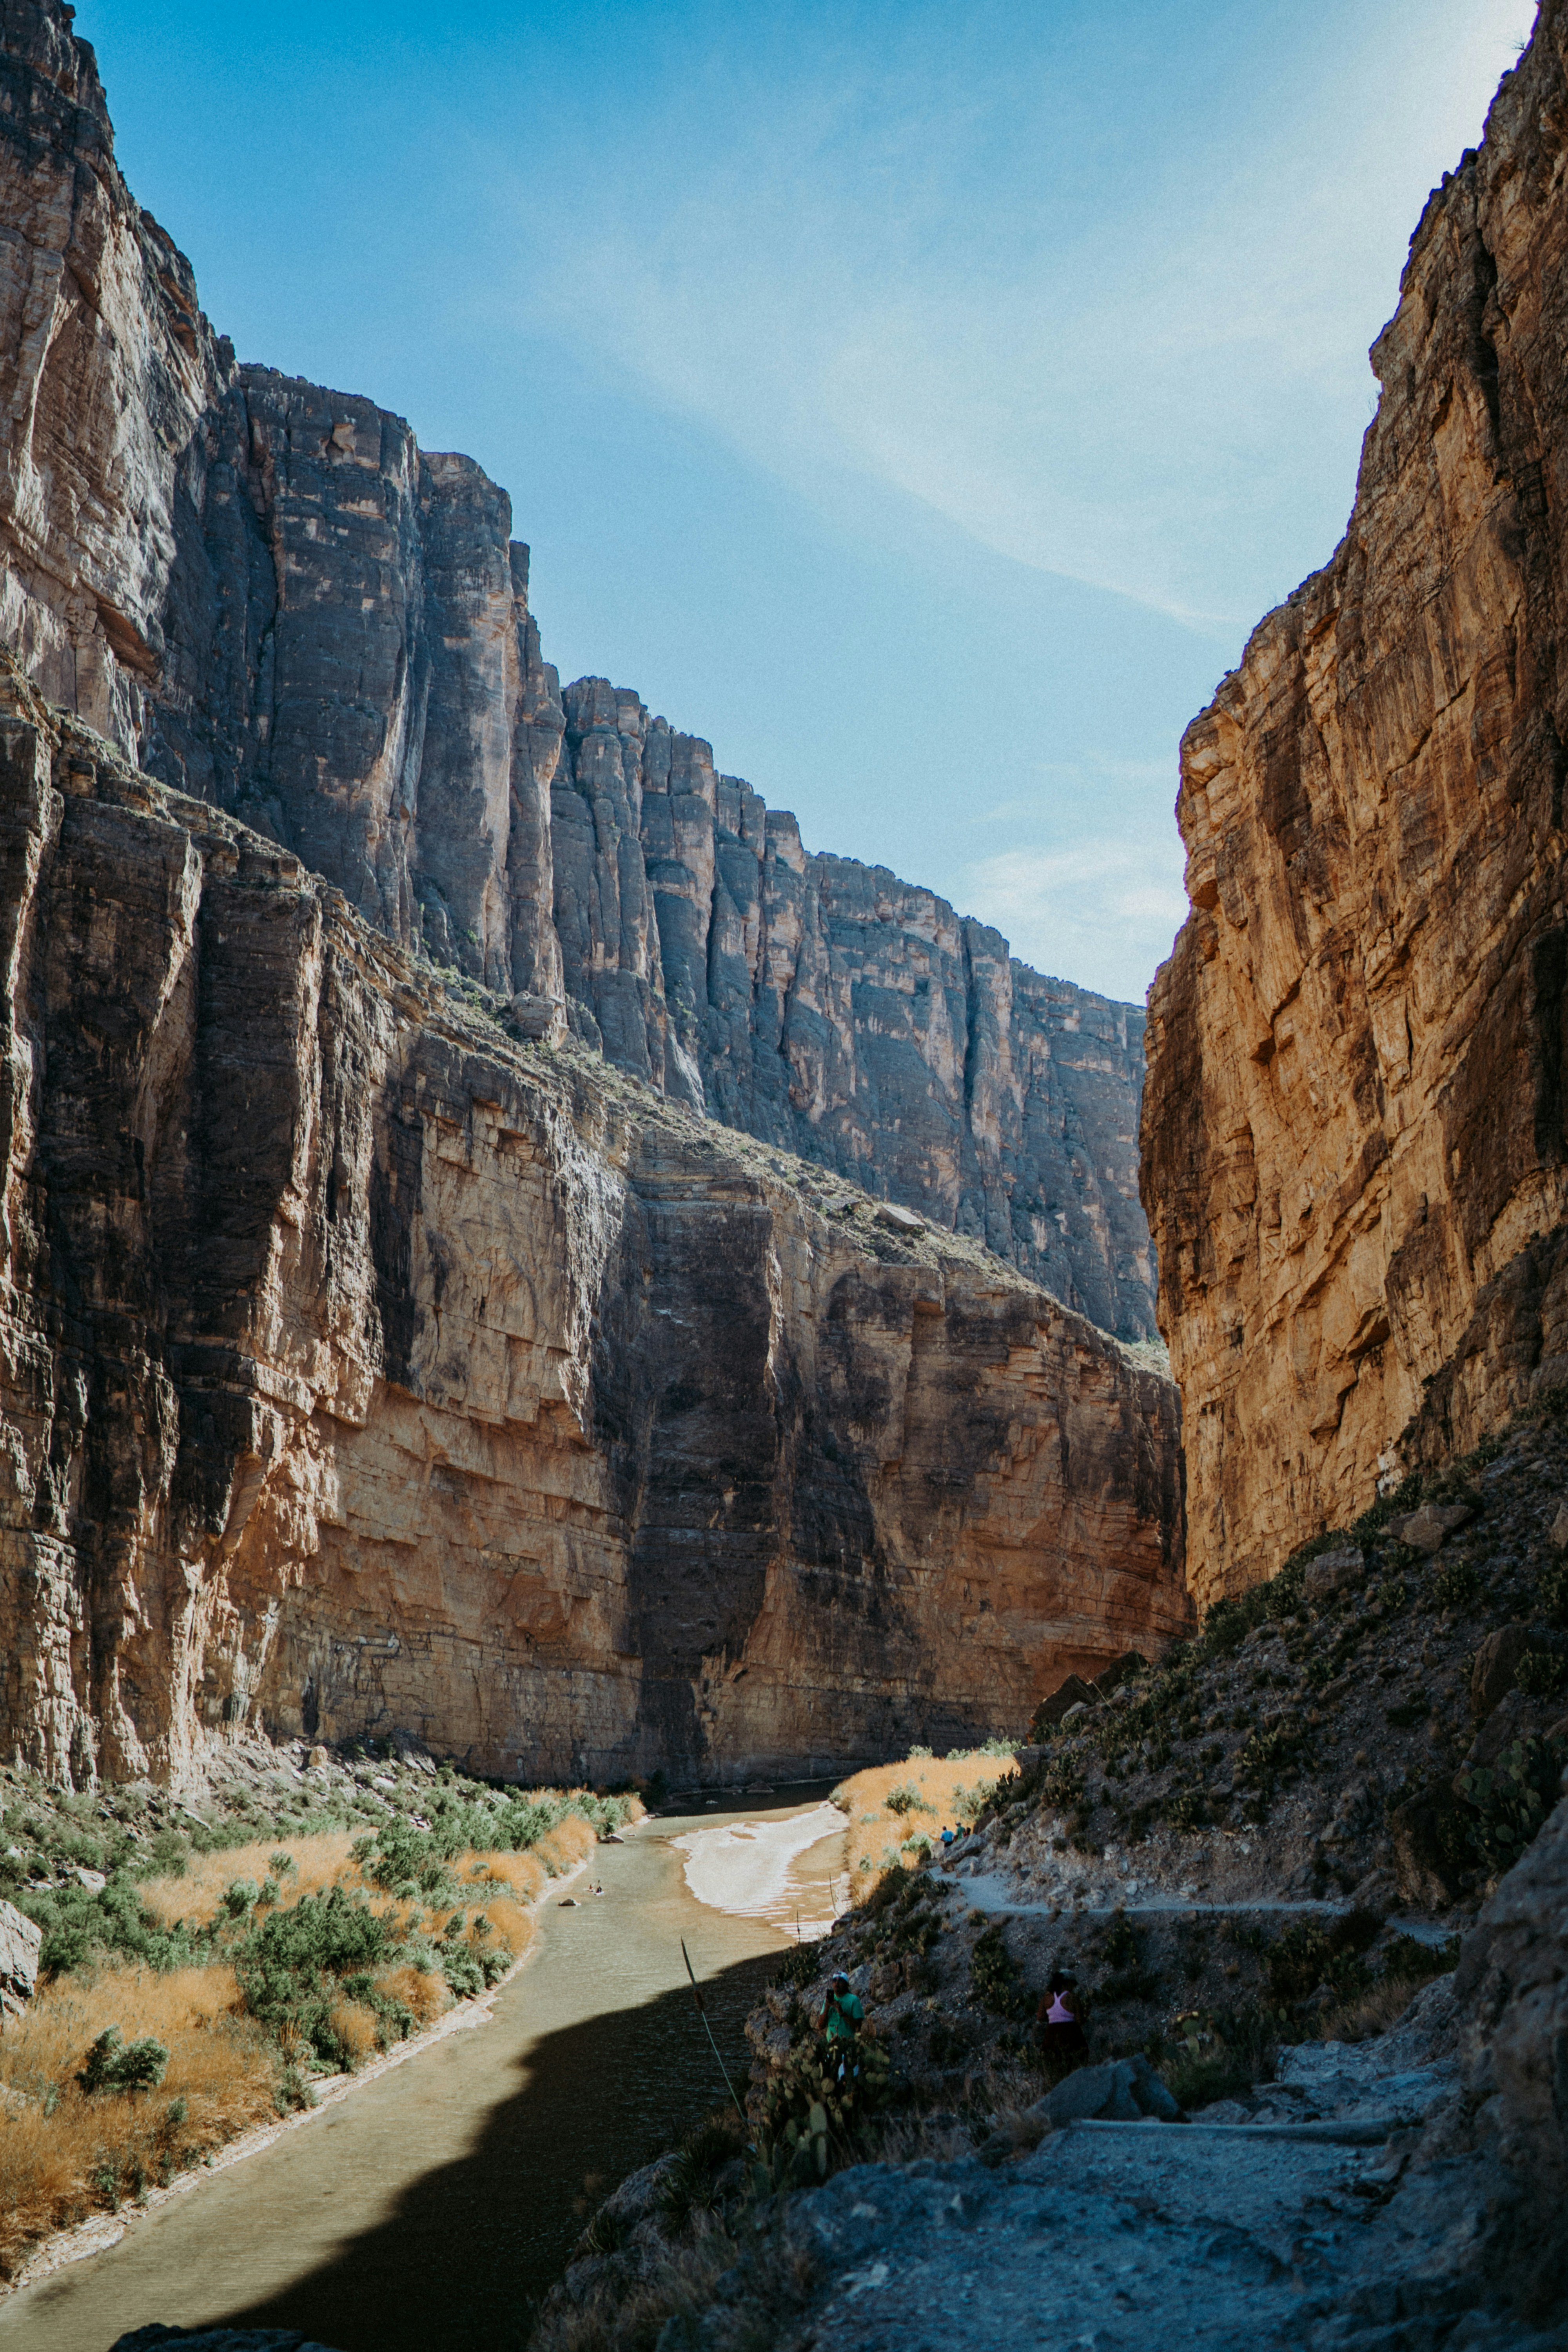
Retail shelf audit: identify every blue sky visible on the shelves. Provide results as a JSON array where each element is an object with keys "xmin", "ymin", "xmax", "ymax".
[{"xmin": 82, "ymin": 0, "xmax": 1535, "ymax": 1002}]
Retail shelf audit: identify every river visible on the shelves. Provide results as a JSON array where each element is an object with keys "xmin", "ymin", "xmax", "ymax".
[{"xmin": 0, "ymin": 1787, "xmax": 847, "ymax": 2352}]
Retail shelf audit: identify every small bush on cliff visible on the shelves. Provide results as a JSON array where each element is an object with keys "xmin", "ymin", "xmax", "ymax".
[
  {"xmin": 1514, "ymin": 1648, "xmax": 1566, "ymax": 1699},
  {"xmin": 1454, "ymin": 1734, "xmax": 1568, "ymax": 1873},
  {"xmin": 954, "ymin": 1777, "xmax": 1000, "ymax": 1828},
  {"xmin": 77, "ymin": 2026, "xmax": 170, "ymax": 2096},
  {"xmin": 1434, "ymin": 1558, "xmax": 1481, "ymax": 1612},
  {"xmin": 1539, "ymin": 1557, "xmax": 1568, "ymax": 1628},
  {"xmin": 970, "ymin": 1925, "xmax": 1025, "ymax": 2016},
  {"xmin": 774, "ymin": 1944, "xmax": 821, "ymax": 1992}
]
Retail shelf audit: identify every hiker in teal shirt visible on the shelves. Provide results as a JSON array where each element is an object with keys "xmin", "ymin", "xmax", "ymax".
[{"xmin": 820, "ymin": 1972, "xmax": 864, "ymax": 2078}]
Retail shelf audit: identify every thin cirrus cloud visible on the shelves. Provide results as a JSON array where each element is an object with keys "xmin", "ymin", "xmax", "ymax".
[
  {"xmin": 512, "ymin": 0, "xmax": 1536, "ymax": 630},
  {"xmin": 965, "ymin": 816, "xmax": 1189, "ymax": 1007}
]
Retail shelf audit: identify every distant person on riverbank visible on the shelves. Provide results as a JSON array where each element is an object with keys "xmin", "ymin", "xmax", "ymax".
[
  {"xmin": 1036, "ymin": 1969, "xmax": 1088, "ymax": 2070},
  {"xmin": 940, "ymin": 1825, "xmax": 955, "ymax": 1851}
]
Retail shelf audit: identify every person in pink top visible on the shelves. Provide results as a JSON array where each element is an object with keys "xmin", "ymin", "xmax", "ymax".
[{"xmin": 1035, "ymin": 1968, "xmax": 1089, "ymax": 2069}]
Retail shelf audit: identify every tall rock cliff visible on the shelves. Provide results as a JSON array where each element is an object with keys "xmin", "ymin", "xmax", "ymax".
[
  {"xmin": 0, "ymin": 0, "xmax": 1154, "ymax": 1343},
  {"xmin": 0, "ymin": 673, "xmax": 1186, "ymax": 1786},
  {"xmin": 1143, "ymin": 4, "xmax": 1568, "ymax": 1606}
]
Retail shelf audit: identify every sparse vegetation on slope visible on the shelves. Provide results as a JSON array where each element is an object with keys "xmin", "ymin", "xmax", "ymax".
[{"xmin": 0, "ymin": 1737, "xmax": 638, "ymax": 2280}]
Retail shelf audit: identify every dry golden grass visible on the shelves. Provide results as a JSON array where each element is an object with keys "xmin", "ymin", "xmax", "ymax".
[
  {"xmin": 1319, "ymin": 1976, "xmax": 1422, "ymax": 2044},
  {"xmin": 372, "ymin": 1964, "xmax": 449, "ymax": 2026},
  {"xmin": 327, "ymin": 1998, "xmax": 379, "ymax": 2067},
  {"xmin": 140, "ymin": 1817, "xmax": 591, "ymax": 1943},
  {"xmin": 834, "ymin": 1753, "xmax": 1018, "ymax": 1893},
  {"xmin": 0, "ymin": 1964, "xmax": 276, "ymax": 2279},
  {"xmin": 139, "ymin": 1832, "xmax": 358, "ymax": 1926},
  {"xmin": 0, "ymin": 1798, "xmax": 605, "ymax": 2278}
]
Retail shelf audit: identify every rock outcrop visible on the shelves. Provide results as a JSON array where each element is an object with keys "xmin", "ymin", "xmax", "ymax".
[
  {"xmin": 0, "ymin": 677, "xmax": 1186, "ymax": 1786},
  {"xmin": 1143, "ymin": 3, "xmax": 1568, "ymax": 1603},
  {"xmin": 0, "ymin": 0, "xmax": 1154, "ymax": 1342}
]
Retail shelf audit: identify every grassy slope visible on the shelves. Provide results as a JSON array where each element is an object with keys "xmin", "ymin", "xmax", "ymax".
[{"xmin": 0, "ymin": 1737, "xmax": 637, "ymax": 2280}]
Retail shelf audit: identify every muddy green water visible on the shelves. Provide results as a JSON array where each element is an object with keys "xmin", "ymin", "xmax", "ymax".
[{"xmin": 1, "ymin": 1789, "xmax": 844, "ymax": 2352}]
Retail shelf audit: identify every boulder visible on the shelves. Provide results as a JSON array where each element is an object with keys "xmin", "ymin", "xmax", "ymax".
[
  {"xmin": 1550, "ymin": 1501, "xmax": 1568, "ymax": 1551},
  {"xmin": 0, "ymin": 1896, "xmax": 41, "ymax": 2019},
  {"xmin": 1388, "ymin": 1502, "xmax": 1474, "ymax": 1555},
  {"xmin": 1448, "ymin": 1793, "xmax": 1568, "ymax": 2313},
  {"xmin": 509, "ymin": 991, "xmax": 564, "ymax": 1042},
  {"xmin": 1038, "ymin": 2054, "xmax": 1181, "ymax": 2126},
  {"xmin": 874, "ymin": 1200, "xmax": 925, "ymax": 1236},
  {"xmin": 1462, "ymin": 1687, "xmax": 1554, "ymax": 1771},
  {"xmin": 1303, "ymin": 1546, "xmax": 1366, "ymax": 1601},
  {"xmin": 1472, "ymin": 1624, "xmax": 1532, "ymax": 1722},
  {"xmin": 1034, "ymin": 1673, "xmax": 1101, "ymax": 1730}
]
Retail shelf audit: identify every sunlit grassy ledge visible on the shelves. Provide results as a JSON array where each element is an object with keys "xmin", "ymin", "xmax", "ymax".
[{"xmin": 0, "ymin": 1834, "xmax": 601, "ymax": 2305}]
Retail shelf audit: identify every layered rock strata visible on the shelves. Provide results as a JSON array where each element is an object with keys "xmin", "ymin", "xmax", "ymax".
[
  {"xmin": 1143, "ymin": 4, "xmax": 1568, "ymax": 1603},
  {"xmin": 0, "ymin": 0, "xmax": 1154, "ymax": 1341},
  {"xmin": 0, "ymin": 679, "xmax": 1187, "ymax": 1786}
]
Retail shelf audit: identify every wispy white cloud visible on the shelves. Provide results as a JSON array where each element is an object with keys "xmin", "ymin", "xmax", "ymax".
[
  {"xmin": 505, "ymin": 0, "xmax": 1536, "ymax": 628},
  {"xmin": 965, "ymin": 831, "xmax": 1189, "ymax": 1006}
]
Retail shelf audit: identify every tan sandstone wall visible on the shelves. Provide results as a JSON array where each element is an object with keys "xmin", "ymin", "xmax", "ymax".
[{"xmin": 1142, "ymin": 4, "xmax": 1568, "ymax": 1607}]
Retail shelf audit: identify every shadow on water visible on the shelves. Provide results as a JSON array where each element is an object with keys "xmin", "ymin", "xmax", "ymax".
[
  {"xmin": 212, "ymin": 1953, "xmax": 776, "ymax": 2352},
  {"xmin": 1, "ymin": 1792, "xmax": 845, "ymax": 2352}
]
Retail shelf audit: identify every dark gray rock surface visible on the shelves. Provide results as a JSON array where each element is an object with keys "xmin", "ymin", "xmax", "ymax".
[
  {"xmin": 110, "ymin": 2330, "xmax": 344, "ymax": 2352},
  {"xmin": 0, "ymin": 0, "xmax": 1156, "ymax": 1343}
]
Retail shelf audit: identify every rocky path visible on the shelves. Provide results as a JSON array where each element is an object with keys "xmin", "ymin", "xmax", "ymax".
[
  {"xmin": 940, "ymin": 1864, "xmax": 1459, "ymax": 1948},
  {"xmin": 747, "ymin": 1989, "xmax": 1554, "ymax": 2352}
]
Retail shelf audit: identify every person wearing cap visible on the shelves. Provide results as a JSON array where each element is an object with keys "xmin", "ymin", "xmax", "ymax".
[{"xmin": 820, "ymin": 1972, "xmax": 865, "ymax": 2079}]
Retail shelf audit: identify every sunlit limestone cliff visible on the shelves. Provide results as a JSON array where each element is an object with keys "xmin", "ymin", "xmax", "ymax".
[{"xmin": 1144, "ymin": 5, "xmax": 1568, "ymax": 1605}]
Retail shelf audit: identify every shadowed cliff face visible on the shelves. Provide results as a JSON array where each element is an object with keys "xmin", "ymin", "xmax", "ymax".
[
  {"xmin": 0, "ymin": 0, "xmax": 1155, "ymax": 1343},
  {"xmin": 1143, "ymin": 4, "xmax": 1568, "ymax": 1605},
  {"xmin": 0, "ymin": 684, "xmax": 1187, "ymax": 1786}
]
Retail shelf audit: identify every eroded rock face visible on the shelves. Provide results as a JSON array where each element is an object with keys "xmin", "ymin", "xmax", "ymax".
[
  {"xmin": 553, "ymin": 679, "xmax": 1156, "ymax": 1336},
  {"xmin": 0, "ymin": 691, "xmax": 1186, "ymax": 1786},
  {"xmin": 1143, "ymin": 5, "xmax": 1568, "ymax": 1602},
  {"xmin": 0, "ymin": 0, "xmax": 1156, "ymax": 1343}
]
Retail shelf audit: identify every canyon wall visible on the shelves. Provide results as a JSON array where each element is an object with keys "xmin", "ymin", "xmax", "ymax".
[
  {"xmin": 0, "ymin": 677, "xmax": 1186, "ymax": 1786},
  {"xmin": 0, "ymin": 0, "xmax": 1154, "ymax": 1343},
  {"xmin": 1143, "ymin": 2, "xmax": 1568, "ymax": 1606}
]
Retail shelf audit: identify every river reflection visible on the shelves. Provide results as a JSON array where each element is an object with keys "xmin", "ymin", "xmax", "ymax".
[{"xmin": 1, "ymin": 1786, "xmax": 846, "ymax": 2352}]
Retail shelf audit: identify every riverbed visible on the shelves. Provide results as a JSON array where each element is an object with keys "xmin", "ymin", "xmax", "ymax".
[{"xmin": 0, "ymin": 1787, "xmax": 846, "ymax": 2352}]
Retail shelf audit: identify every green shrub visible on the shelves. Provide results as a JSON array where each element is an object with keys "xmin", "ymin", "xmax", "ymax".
[
  {"xmin": 970, "ymin": 1925, "xmax": 1025, "ymax": 2016},
  {"xmin": 774, "ymin": 1944, "xmax": 821, "ymax": 1991},
  {"xmin": 660, "ymin": 2112, "xmax": 746, "ymax": 2233},
  {"xmin": 954, "ymin": 1778, "xmax": 998, "ymax": 1828},
  {"xmin": 1434, "ymin": 1559, "xmax": 1481, "ymax": 1612},
  {"xmin": 1514, "ymin": 1649, "xmax": 1565, "ymax": 1700},
  {"xmin": 753, "ymin": 2035, "xmax": 891, "ymax": 2188},
  {"xmin": 1265, "ymin": 1913, "xmax": 1378, "ymax": 2007},
  {"xmin": 1454, "ymin": 1735, "xmax": 1568, "ymax": 1871},
  {"xmin": 1380, "ymin": 1932, "xmax": 1459, "ymax": 1986},
  {"xmin": 77, "ymin": 2026, "xmax": 169, "ymax": 2095},
  {"xmin": 1236, "ymin": 1719, "xmax": 1303, "ymax": 1800},
  {"xmin": 884, "ymin": 1781, "xmax": 935, "ymax": 1818},
  {"xmin": 1540, "ymin": 1558, "xmax": 1568, "ymax": 1630}
]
